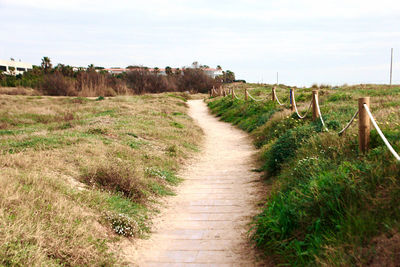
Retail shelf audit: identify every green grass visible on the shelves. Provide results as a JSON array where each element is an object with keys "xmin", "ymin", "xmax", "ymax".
[{"xmin": 208, "ymin": 84, "xmax": 400, "ymax": 266}]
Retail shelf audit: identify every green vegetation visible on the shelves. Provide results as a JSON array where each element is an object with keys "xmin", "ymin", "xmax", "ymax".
[
  {"xmin": 0, "ymin": 93, "xmax": 203, "ymax": 265},
  {"xmin": 208, "ymin": 84, "xmax": 400, "ymax": 266}
]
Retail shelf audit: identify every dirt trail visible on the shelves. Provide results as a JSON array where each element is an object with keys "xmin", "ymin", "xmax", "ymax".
[{"xmin": 124, "ymin": 99, "xmax": 267, "ymax": 266}]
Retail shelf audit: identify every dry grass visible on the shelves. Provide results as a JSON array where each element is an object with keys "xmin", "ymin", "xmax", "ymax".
[
  {"xmin": 0, "ymin": 87, "xmax": 40, "ymax": 96},
  {"xmin": 0, "ymin": 93, "xmax": 204, "ymax": 265}
]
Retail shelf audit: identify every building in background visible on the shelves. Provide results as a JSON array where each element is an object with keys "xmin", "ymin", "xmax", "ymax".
[
  {"xmin": 0, "ymin": 59, "xmax": 32, "ymax": 75},
  {"xmin": 202, "ymin": 68, "xmax": 223, "ymax": 78},
  {"xmin": 103, "ymin": 64, "xmax": 223, "ymax": 78}
]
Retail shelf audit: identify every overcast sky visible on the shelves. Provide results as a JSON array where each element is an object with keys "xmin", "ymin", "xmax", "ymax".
[{"xmin": 1, "ymin": 0, "xmax": 399, "ymax": 86}]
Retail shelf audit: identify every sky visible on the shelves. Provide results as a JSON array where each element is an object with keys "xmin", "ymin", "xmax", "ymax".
[{"xmin": 1, "ymin": 0, "xmax": 400, "ymax": 86}]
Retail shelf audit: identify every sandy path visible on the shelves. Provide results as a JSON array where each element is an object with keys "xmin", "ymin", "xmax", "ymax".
[{"xmin": 124, "ymin": 100, "xmax": 267, "ymax": 266}]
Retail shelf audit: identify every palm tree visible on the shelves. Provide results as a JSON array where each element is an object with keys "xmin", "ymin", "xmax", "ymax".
[
  {"xmin": 165, "ymin": 66, "xmax": 173, "ymax": 76},
  {"xmin": 41, "ymin": 57, "xmax": 52, "ymax": 72}
]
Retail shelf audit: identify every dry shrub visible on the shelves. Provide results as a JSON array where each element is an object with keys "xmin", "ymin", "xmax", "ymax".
[
  {"xmin": 39, "ymin": 73, "xmax": 77, "ymax": 96},
  {"xmin": 0, "ymin": 87, "xmax": 39, "ymax": 96},
  {"xmin": 178, "ymin": 68, "xmax": 215, "ymax": 93},
  {"xmin": 30, "ymin": 67, "xmax": 214, "ymax": 96},
  {"xmin": 63, "ymin": 112, "xmax": 74, "ymax": 121},
  {"xmin": 0, "ymin": 122, "xmax": 7, "ymax": 129},
  {"xmin": 76, "ymin": 71, "xmax": 116, "ymax": 97},
  {"xmin": 81, "ymin": 161, "xmax": 146, "ymax": 201},
  {"xmin": 124, "ymin": 67, "xmax": 214, "ymax": 94}
]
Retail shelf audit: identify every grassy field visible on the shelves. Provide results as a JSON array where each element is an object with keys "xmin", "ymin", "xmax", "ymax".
[
  {"xmin": 0, "ymin": 93, "xmax": 203, "ymax": 265},
  {"xmin": 208, "ymin": 83, "xmax": 400, "ymax": 266}
]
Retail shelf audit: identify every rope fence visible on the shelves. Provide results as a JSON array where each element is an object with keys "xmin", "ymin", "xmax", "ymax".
[
  {"xmin": 210, "ymin": 85, "xmax": 400, "ymax": 161},
  {"xmin": 292, "ymin": 89, "xmax": 313, "ymax": 119},
  {"xmin": 247, "ymin": 90, "xmax": 263, "ymax": 102},
  {"xmin": 364, "ymin": 104, "xmax": 400, "ymax": 161},
  {"xmin": 338, "ymin": 110, "xmax": 359, "ymax": 135},
  {"xmin": 314, "ymin": 94, "xmax": 329, "ymax": 132}
]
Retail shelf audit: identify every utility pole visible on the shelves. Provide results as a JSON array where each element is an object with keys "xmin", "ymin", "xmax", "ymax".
[
  {"xmin": 276, "ymin": 72, "xmax": 279, "ymax": 85},
  {"xmin": 390, "ymin": 48, "xmax": 393, "ymax": 87}
]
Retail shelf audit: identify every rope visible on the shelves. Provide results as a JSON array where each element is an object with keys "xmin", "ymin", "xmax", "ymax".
[
  {"xmin": 363, "ymin": 104, "xmax": 400, "ymax": 161},
  {"xmin": 247, "ymin": 91, "xmax": 263, "ymax": 102},
  {"xmin": 232, "ymin": 89, "xmax": 240, "ymax": 100},
  {"xmin": 315, "ymin": 94, "xmax": 329, "ymax": 132},
  {"xmin": 338, "ymin": 110, "xmax": 359, "ymax": 135},
  {"xmin": 274, "ymin": 90, "xmax": 285, "ymax": 106},
  {"xmin": 292, "ymin": 90, "xmax": 312, "ymax": 119}
]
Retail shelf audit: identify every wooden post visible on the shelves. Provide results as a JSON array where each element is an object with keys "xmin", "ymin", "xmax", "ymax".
[
  {"xmin": 290, "ymin": 89, "xmax": 295, "ymax": 111},
  {"xmin": 223, "ymin": 89, "xmax": 226, "ymax": 97},
  {"xmin": 232, "ymin": 88, "xmax": 234, "ymax": 100},
  {"xmin": 312, "ymin": 90, "xmax": 319, "ymax": 120},
  {"xmin": 358, "ymin": 97, "xmax": 370, "ymax": 153},
  {"xmin": 245, "ymin": 88, "xmax": 248, "ymax": 101},
  {"xmin": 272, "ymin": 86, "xmax": 276, "ymax": 101},
  {"xmin": 390, "ymin": 48, "xmax": 393, "ymax": 87}
]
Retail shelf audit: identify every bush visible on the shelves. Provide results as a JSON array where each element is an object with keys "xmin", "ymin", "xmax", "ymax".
[
  {"xmin": 39, "ymin": 72, "xmax": 76, "ymax": 96},
  {"xmin": 80, "ymin": 161, "xmax": 146, "ymax": 201},
  {"xmin": 104, "ymin": 212, "xmax": 141, "ymax": 237},
  {"xmin": 262, "ymin": 124, "xmax": 314, "ymax": 175}
]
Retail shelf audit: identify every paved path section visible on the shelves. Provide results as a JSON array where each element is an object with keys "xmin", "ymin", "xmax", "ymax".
[{"xmin": 125, "ymin": 100, "xmax": 266, "ymax": 266}]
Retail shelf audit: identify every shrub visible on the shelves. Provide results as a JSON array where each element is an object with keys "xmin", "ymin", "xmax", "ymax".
[
  {"xmin": 104, "ymin": 212, "xmax": 141, "ymax": 237},
  {"xmin": 80, "ymin": 162, "xmax": 146, "ymax": 201},
  {"xmin": 39, "ymin": 72, "xmax": 76, "ymax": 96},
  {"xmin": 261, "ymin": 124, "xmax": 315, "ymax": 175}
]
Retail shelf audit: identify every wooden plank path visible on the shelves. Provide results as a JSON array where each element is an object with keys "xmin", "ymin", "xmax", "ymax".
[{"xmin": 124, "ymin": 99, "xmax": 269, "ymax": 266}]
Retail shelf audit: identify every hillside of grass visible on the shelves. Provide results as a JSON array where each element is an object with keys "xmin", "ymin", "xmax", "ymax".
[
  {"xmin": 208, "ymin": 84, "xmax": 400, "ymax": 266},
  {"xmin": 0, "ymin": 93, "xmax": 203, "ymax": 266}
]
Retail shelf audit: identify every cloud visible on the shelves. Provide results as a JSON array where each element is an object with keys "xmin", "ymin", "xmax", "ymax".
[{"xmin": 1, "ymin": 0, "xmax": 399, "ymax": 85}]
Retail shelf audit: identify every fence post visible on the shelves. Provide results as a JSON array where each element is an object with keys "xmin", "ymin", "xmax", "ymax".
[
  {"xmin": 245, "ymin": 88, "xmax": 248, "ymax": 101},
  {"xmin": 232, "ymin": 88, "xmax": 234, "ymax": 100},
  {"xmin": 223, "ymin": 89, "xmax": 226, "ymax": 97},
  {"xmin": 312, "ymin": 90, "xmax": 319, "ymax": 120},
  {"xmin": 272, "ymin": 86, "xmax": 276, "ymax": 101},
  {"xmin": 358, "ymin": 97, "xmax": 370, "ymax": 153},
  {"xmin": 290, "ymin": 89, "xmax": 295, "ymax": 111}
]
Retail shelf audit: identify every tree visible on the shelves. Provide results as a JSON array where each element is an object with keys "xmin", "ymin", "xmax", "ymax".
[
  {"xmin": 55, "ymin": 64, "xmax": 74, "ymax": 77},
  {"xmin": 224, "ymin": 70, "xmax": 235, "ymax": 83},
  {"xmin": 174, "ymin": 68, "xmax": 182, "ymax": 76},
  {"xmin": 216, "ymin": 65, "xmax": 222, "ymax": 70},
  {"xmin": 165, "ymin": 66, "xmax": 173, "ymax": 76},
  {"xmin": 8, "ymin": 66, "xmax": 15, "ymax": 75},
  {"xmin": 153, "ymin": 67, "xmax": 160, "ymax": 74},
  {"xmin": 41, "ymin": 57, "xmax": 52, "ymax": 73},
  {"xmin": 192, "ymin": 61, "xmax": 199, "ymax": 68}
]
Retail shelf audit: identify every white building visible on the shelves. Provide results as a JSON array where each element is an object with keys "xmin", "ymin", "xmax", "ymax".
[
  {"xmin": 0, "ymin": 59, "xmax": 33, "ymax": 75},
  {"xmin": 202, "ymin": 68, "xmax": 223, "ymax": 78}
]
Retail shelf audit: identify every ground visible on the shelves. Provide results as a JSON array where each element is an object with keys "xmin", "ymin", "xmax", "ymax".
[{"xmin": 123, "ymin": 100, "xmax": 271, "ymax": 266}]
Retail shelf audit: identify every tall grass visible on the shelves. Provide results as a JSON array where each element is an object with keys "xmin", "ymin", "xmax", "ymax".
[{"xmin": 208, "ymin": 84, "xmax": 400, "ymax": 266}]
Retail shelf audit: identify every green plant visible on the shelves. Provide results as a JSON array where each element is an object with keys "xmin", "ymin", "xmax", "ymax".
[{"xmin": 104, "ymin": 212, "xmax": 140, "ymax": 237}]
